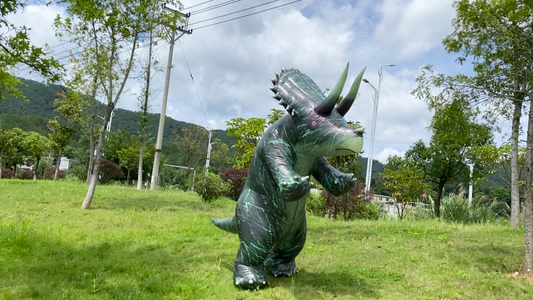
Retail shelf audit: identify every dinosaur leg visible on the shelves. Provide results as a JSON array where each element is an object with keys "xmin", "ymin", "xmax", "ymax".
[
  {"xmin": 234, "ymin": 189, "xmax": 280, "ymax": 290},
  {"xmin": 265, "ymin": 217, "xmax": 307, "ymax": 278}
]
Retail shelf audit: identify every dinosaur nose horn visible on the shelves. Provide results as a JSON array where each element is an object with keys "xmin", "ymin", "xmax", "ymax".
[
  {"xmin": 315, "ymin": 63, "xmax": 349, "ymax": 116},
  {"xmin": 336, "ymin": 67, "xmax": 366, "ymax": 116}
]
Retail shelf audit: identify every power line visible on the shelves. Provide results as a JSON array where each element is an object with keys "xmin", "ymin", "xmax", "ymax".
[
  {"xmin": 183, "ymin": 0, "xmax": 217, "ymax": 10},
  {"xmin": 178, "ymin": 39, "xmax": 209, "ymax": 128},
  {"xmin": 190, "ymin": 0, "xmax": 301, "ymax": 31},
  {"xmin": 189, "ymin": 0, "xmax": 279, "ymax": 26},
  {"xmin": 190, "ymin": 0, "xmax": 242, "ymax": 15}
]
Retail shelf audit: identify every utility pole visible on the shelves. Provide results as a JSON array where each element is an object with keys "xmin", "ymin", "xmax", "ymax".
[
  {"xmin": 150, "ymin": 4, "xmax": 192, "ymax": 190},
  {"xmin": 205, "ymin": 130, "xmax": 213, "ymax": 175}
]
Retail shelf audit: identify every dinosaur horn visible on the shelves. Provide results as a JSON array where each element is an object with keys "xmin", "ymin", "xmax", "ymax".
[
  {"xmin": 315, "ymin": 63, "xmax": 349, "ymax": 116},
  {"xmin": 336, "ymin": 66, "xmax": 366, "ymax": 116}
]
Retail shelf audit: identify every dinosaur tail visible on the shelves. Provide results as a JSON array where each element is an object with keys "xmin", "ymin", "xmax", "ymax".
[{"xmin": 211, "ymin": 215, "xmax": 238, "ymax": 234}]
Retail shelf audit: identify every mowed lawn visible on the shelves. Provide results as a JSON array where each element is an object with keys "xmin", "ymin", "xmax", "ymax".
[{"xmin": 0, "ymin": 180, "xmax": 532, "ymax": 300}]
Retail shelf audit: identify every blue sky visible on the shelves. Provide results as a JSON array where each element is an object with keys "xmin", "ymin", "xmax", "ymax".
[{"xmin": 10, "ymin": 0, "xmax": 513, "ymax": 163}]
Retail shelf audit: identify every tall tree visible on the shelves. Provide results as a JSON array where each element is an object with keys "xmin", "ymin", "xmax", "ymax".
[
  {"xmin": 47, "ymin": 118, "xmax": 76, "ymax": 181},
  {"xmin": 54, "ymin": 0, "xmax": 182, "ymax": 209},
  {"xmin": 382, "ymin": 155, "xmax": 430, "ymax": 219},
  {"xmin": 22, "ymin": 131, "xmax": 51, "ymax": 180},
  {"xmin": 405, "ymin": 100, "xmax": 497, "ymax": 217},
  {"xmin": 174, "ymin": 127, "xmax": 208, "ymax": 173},
  {"xmin": 442, "ymin": 0, "xmax": 533, "ymax": 228},
  {"xmin": 524, "ymin": 90, "xmax": 533, "ymax": 273}
]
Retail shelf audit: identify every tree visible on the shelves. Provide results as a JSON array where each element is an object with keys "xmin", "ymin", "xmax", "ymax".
[
  {"xmin": 117, "ymin": 146, "xmax": 141, "ymax": 186},
  {"xmin": 405, "ymin": 100, "xmax": 497, "ymax": 217},
  {"xmin": 382, "ymin": 155, "xmax": 430, "ymax": 219},
  {"xmin": 0, "ymin": 1, "xmax": 63, "ymax": 82},
  {"xmin": 226, "ymin": 117, "xmax": 266, "ymax": 168},
  {"xmin": 0, "ymin": 53, "xmax": 26, "ymax": 103},
  {"xmin": 22, "ymin": 131, "xmax": 51, "ymax": 180},
  {"xmin": 441, "ymin": 0, "xmax": 533, "ymax": 229},
  {"xmin": 174, "ymin": 126, "xmax": 208, "ymax": 173},
  {"xmin": 54, "ymin": 0, "xmax": 182, "ymax": 209},
  {"xmin": 48, "ymin": 118, "xmax": 76, "ymax": 181},
  {"xmin": 1, "ymin": 127, "xmax": 27, "ymax": 176}
]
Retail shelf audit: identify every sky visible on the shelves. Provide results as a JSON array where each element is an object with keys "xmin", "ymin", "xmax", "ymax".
[{"xmin": 8, "ymin": 0, "xmax": 502, "ymax": 163}]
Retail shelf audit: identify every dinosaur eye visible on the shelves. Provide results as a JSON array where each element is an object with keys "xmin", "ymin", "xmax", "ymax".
[{"xmin": 311, "ymin": 121, "xmax": 317, "ymax": 127}]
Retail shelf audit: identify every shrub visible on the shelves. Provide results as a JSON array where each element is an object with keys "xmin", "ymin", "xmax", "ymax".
[
  {"xmin": 99, "ymin": 159, "xmax": 124, "ymax": 184},
  {"xmin": 355, "ymin": 203, "xmax": 381, "ymax": 220},
  {"xmin": 67, "ymin": 165, "xmax": 88, "ymax": 181},
  {"xmin": 0, "ymin": 168, "xmax": 14, "ymax": 179},
  {"xmin": 322, "ymin": 181, "xmax": 374, "ymax": 221},
  {"xmin": 187, "ymin": 171, "xmax": 229, "ymax": 203},
  {"xmin": 220, "ymin": 167, "xmax": 247, "ymax": 201},
  {"xmin": 44, "ymin": 167, "xmax": 66, "ymax": 180},
  {"xmin": 306, "ymin": 190, "xmax": 326, "ymax": 216},
  {"xmin": 18, "ymin": 169, "xmax": 34, "ymax": 180},
  {"xmin": 441, "ymin": 194, "xmax": 494, "ymax": 224}
]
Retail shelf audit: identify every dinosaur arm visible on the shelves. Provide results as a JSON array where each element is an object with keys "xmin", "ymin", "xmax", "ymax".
[
  {"xmin": 263, "ymin": 140, "xmax": 309, "ymax": 201},
  {"xmin": 311, "ymin": 157, "xmax": 355, "ymax": 196}
]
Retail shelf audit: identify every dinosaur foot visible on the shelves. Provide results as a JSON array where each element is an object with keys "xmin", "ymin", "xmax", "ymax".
[
  {"xmin": 234, "ymin": 264, "xmax": 269, "ymax": 290},
  {"xmin": 266, "ymin": 259, "xmax": 299, "ymax": 278}
]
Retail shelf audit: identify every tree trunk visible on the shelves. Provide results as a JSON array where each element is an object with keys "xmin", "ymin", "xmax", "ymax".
[
  {"xmin": 81, "ymin": 103, "xmax": 114, "ymax": 209},
  {"xmin": 137, "ymin": 142, "xmax": 145, "ymax": 190},
  {"xmin": 86, "ymin": 118, "xmax": 96, "ymax": 185},
  {"xmin": 0, "ymin": 153, "xmax": 3, "ymax": 179},
  {"xmin": 54, "ymin": 151, "xmax": 61, "ymax": 181},
  {"xmin": 523, "ymin": 98, "xmax": 533, "ymax": 273},
  {"xmin": 435, "ymin": 181, "xmax": 445, "ymax": 218},
  {"xmin": 126, "ymin": 169, "xmax": 131, "ymax": 186},
  {"xmin": 33, "ymin": 157, "xmax": 40, "ymax": 181},
  {"xmin": 511, "ymin": 99, "xmax": 523, "ymax": 229}
]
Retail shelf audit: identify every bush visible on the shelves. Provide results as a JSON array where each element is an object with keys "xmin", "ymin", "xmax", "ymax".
[
  {"xmin": 355, "ymin": 203, "xmax": 381, "ymax": 220},
  {"xmin": 306, "ymin": 190, "xmax": 326, "ymax": 216},
  {"xmin": 67, "ymin": 164, "xmax": 88, "ymax": 181},
  {"xmin": 441, "ymin": 194, "xmax": 494, "ymax": 224},
  {"xmin": 220, "ymin": 167, "xmax": 247, "ymax": 201},
  {"xmin": 187, "ymin": 171, "xmax": 229, "ymax": 203},
  {"xmin": 0, "ymin": 168, "xmax": 14, "ymax": 179},
  {"xmin": 18, "ymin": 169, "xmax": 34, "ymax": 180},
  {"xmin": 99, "ymin": 159, "xmax": 124, "ymax": 184},
  {"xmin": 322, "ymin": 181, "xmax": 374, "ymax": 221},
  {"xmin": 44, "ymin": 167, "xmax": 66, "ymax": 180}
]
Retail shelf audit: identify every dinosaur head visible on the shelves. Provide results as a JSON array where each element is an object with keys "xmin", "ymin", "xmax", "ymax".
[{"xmin": 270, "ymin": 63, "xmax": 365, "ymax": 157}]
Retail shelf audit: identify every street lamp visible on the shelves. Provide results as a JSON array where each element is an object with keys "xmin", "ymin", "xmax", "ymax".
[{"xmin": 363, "ymin": 64, "xmax": 395, "ymax": 192}]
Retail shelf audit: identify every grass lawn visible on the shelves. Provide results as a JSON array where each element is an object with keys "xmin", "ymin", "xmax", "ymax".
[{"xmin": 0, "ymin": 179, "xmax": 532, "ymax": 299}]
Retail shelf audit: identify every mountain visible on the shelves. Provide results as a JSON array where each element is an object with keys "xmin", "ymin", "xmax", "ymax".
[{"xmin": 0, "ymin": 78, "xmax": 234, "ymax": 147}]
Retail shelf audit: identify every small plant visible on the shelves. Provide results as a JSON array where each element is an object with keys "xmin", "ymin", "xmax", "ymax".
[
  {"xmin": 306, "ymin": 191, "xmax": 326, "ymax": 217},
  {"xmin": 18, "ymin": 169, "xmax": 34, "ymax": 180},
  {"xmin": 322, "ymin": 181, "xmax": 374, "ymax": 221},
  {"xmin": 441, "ymin": 194, "xmax": 494, "ymax": 224},
  {"xmin": 98, "ymin": 159, "xmax": 124, "ymax": 184},
  {"xmin": 43, "ymin": 167, "xmax": 66, "ymax": 180},
  {"xmin": 67, "ymin": 165, "xmax": 87, "ymax": 181},
  {"xmin": 1, "ymin": 168, "xmax": 14, "ymax": 179},
  {"xmin": 220, "ymin": 167, "xmax": 247, "ymax": 201},
  {"xmin": 187, "ymin": 171, "xmax": 229, "ymax": 203}
]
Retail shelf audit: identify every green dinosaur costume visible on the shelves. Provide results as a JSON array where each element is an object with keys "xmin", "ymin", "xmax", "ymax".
[{"xmin": 213, "ymin": 63, "xmax": 365, "ymax": 290}]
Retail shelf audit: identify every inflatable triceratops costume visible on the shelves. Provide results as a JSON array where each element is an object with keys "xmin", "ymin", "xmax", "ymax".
[{"xmin": 213, "ymin": 63, "xmax": 366, "ymax": 290}]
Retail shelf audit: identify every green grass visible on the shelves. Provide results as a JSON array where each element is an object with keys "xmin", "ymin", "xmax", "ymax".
[{"xmin": 0, "ymin": 179, "xmax": 531, "ymax": 299}]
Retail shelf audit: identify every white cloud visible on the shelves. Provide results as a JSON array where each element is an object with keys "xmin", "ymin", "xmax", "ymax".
[
  {"xmin": 374, "ymin": 147, "xmax": 405, "ymax": 164},
  {"xmin": 10, "ymin": 0, "xmax": 463, "ymax": 160}
]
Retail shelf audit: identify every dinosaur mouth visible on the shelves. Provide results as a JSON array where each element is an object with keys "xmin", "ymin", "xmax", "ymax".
[{"xmin": 336, "ymin": 148, "xmax": 357, "ymax": 154}]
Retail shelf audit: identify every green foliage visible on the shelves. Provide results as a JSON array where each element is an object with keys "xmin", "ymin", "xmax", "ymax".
[
  {"xmin": 67, "ymin": 164, "xmax": 87, "ymax": 182},
  {"xmin": 441, "ymin": 194, "xmax": 495, "ymax": 224},
  {"xmin": 306, "ymin": 191, "xmax": 326, "ymax": 217},
  {"xmin": 174, "ymin": 126, "xmax": 208, "ymax": 171},
  {"xmin": 382, "ymin": 155, "xmax": 429, "ymax": 219},
  {"xmin": 226, "ymin": 117, "xmax": 266, "ymax": 168},
  {"xmin": 187, "ymin": 171, "xmax": 229, "ymax": 203}
]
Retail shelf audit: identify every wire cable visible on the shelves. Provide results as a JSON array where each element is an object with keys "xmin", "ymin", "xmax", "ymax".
[
  {"xmin": 178, "ymin": 39, "xmax": 210, "ymax": 128},
  {"xmin": 189, "ymin": 0, "xmax": 279, "ymax": 26},
  {"xmin": 190, "ymin": 0, "xmax": 301, "ymax": 30}
]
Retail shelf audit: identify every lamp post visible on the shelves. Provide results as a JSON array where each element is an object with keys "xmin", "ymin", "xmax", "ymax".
[{"xmin": 363, "ymin": 64, "xmax": 395, "ymax": 192}]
